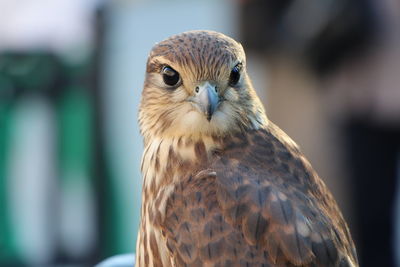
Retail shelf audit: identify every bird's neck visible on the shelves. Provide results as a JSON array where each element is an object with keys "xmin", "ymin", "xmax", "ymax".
[
  {"xmin": 140, "ymin": 134, "xmax": 223, "ymax": 198},
  {"xmin": 140, "ymin": 111, "xmax": 269, "ymax": 200}
]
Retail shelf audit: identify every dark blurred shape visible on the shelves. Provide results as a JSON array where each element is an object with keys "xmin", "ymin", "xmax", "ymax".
[
  {"xmin": 0, "ymin": 54, "xmax": 59, "ymax": 96},
  {"xmin": 345, "ymin": 120, "xmax": 400, "ymax": 267},
  {"xmin": 240, "ymin": 0, "xmax": 293, "ymax": 52},
  {"xmin": 240, "ymin": 0, "xmax": 377, "ymax": 74},
  {"xmin": 304, "ymin": 0, "xmax": 377, "ymax": 75}
]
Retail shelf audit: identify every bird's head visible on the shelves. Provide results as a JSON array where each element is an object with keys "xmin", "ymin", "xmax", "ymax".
[{"xmin": 139, "ymin": 30, "xmax": 267, "ymax": 141}]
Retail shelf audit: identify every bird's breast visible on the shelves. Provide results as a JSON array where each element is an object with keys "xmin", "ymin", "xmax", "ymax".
[{"xmin": 141, "ymin": 135, "xmax": 223, "ymax": 200}]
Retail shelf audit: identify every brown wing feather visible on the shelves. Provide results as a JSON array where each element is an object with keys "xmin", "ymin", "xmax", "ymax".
[
  {"xmin": 159, "ymin": 171, "xmax": 272, "ymax": 266},
  {"xmin": 158, "ymin": 126, "xmax": 357, "ymax": 266}
]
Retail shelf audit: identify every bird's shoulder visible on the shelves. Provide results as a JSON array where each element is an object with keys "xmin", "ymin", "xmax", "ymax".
[{"xmin": 157, "ymin": 126, "xmax": 357, "ymax": 266}]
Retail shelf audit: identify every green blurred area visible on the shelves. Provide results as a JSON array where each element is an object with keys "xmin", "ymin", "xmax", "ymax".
[{"xmin": 0, "ymin": 52, "xmax": 121, "ymax": 265}]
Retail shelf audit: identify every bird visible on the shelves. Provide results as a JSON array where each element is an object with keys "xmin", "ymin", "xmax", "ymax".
[{"xmin": 136, "ymin": 30, "xmax": 358, "ymax": 267}]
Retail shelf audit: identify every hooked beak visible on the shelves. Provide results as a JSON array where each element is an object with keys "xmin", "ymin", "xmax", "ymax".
[{"xmin": 189, "ymin": 81, "xmax": 220, "ymax": 121}]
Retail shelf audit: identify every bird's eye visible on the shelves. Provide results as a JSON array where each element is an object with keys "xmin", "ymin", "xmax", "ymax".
[
  {"xmin": 162, "ymin": 66, "xmax": 180, "ymax": 87},
  {"xmin": 229, "ymin": 63, "xmax": 242, "ymax": 87}
]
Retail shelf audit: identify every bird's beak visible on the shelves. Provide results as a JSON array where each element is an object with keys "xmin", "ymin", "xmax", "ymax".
[{"xmin": 190, "ymin": 81, "xmax": 220, "ymax": 121}]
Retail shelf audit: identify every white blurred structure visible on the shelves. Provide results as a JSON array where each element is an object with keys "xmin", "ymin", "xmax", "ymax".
[
  {"xmin": 97, "ymin": 253, "xmax": 135, "ymax": 267},
  {"xmin": 0, "ymin": 0, "xmax": 101, "ymax": 56}
]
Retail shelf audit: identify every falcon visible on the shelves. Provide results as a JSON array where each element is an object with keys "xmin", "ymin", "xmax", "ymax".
[{"xmin": 136, "ymin": 30, "xmax": 357, "ymax": 267}]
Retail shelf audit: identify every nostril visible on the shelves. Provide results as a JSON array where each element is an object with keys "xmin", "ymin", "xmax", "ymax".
[
  {"xmin": 215, "ymin": 86, "xmax": 218, "ymax": 93},
  {"xmin": 195, "ymin": 86, "xmax": 199, "ymax": 93}
]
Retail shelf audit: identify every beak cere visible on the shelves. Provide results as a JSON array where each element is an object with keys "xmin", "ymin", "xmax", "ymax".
[{"xmin": 193, "ymin": 81, "xmax": 220, "ymax": 121}]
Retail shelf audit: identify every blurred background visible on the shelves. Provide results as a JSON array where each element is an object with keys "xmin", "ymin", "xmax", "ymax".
[{"xmin": 0, "ymin": 0, "xmax": 399, "ymax": 266}]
